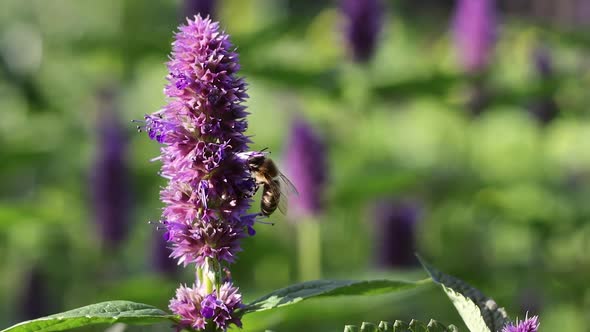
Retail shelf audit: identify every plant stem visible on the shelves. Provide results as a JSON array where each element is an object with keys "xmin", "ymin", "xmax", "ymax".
[{"xmin": 297, "ymin": 217, "xmax": 321, "ymax": 281}]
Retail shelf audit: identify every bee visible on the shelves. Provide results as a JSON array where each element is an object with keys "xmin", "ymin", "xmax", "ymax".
[{"xmin": 246, "ymin": 152, "xmax": 298, "ymax": 217}]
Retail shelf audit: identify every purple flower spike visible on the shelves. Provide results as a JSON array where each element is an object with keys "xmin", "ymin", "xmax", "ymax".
[
  {"xmin": 143, "ymin": 16, "xmax": 254, "ymax": 330},
  {"xmin": 91, "ymin": 88, "xmax": 131, "ymax": 251},
  {"xmin": 534, "ymin": 47, "xmax": 553, "ymax": 78},
  {"xmin": 170, "ymin": 283, "xmax": 243, "ymax": 331},
  {"xmin": 183, "ymin": 0, "xmax": 215, "ymax": 20},
  {"xmin": 283, "ymin": 118, "xmax": 327, "ymax": 219},
  {"xmin": 452, "ymin": 0, "xmax": 497, "ymax": 73},
  {"xmin": 341, "ymin": 0, "xmax": 384, "ymax": 63},
  {"xmin": 529, "ymin": 47, "xmax": 559, "ymax": 124},
  {"xmin": 151, "ymin": 230, "xmax": 177, "ymax": 276},
  {"xmin": 502, "ymin": 316, "xmax": 540, "ymax": 332},
  {"xmin": 372, "ymin": 199, "xmax": 420, "ymax": 268},
  {"xmin": 19, "ymin": 265, "xmax": 47, "ymax": 320},
  {"xmin": 143, "ymin": 15, "xmax": 256, "ymax": 268}
]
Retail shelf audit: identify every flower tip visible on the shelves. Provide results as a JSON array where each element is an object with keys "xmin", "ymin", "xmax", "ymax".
[{"xmin": 502, "ymin": 315, "xmax": 540, "ymax": 332}]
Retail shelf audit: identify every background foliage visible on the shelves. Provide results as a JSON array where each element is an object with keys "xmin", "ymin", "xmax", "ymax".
[{"xmin": 1, "ymin": 0, "xmax": 589, "ymax": 331}]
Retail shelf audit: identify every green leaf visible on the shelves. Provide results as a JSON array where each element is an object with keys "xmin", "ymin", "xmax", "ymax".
[
  {"xmin": 409, "ymin": 320, "xmax": 429, "ymax": 332},
  {"xmin": 348, "ymin": 320, "xmax": 457, "ymax": 332},
  {"xmin": 378, "ymin": 321, "xmax": 394, "ymax": 331},
  {"xmin": 418, "ymin": 256, "xmax": 509, "ymax": 332},
  {"xmin": 393, "ymin": 320, "xmax": 411, "ymax": 332},
  {"xmin": 361, "ymin": 322, "xmax": 379, "ymax": 332},
  {"xmin": 242, "ymin": 279, "xmax": 430, "ymax": 314},
  {"xmin": 1, "ymin": 301, "xmax": 175, "ymax": 332},
  {"xmin": 426, "ymin": 320, "xmax": 458, "ymax": 332}
]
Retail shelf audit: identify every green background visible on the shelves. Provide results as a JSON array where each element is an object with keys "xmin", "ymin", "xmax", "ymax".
[{"xmin": 1, "ymin": 0, "xmax": 589, "ymax": 331}]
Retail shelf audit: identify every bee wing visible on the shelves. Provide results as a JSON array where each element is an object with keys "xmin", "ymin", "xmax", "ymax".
[
  {"xmin": 278, "ymin": 172, "xmax": 299, "ymax": 196},
  {"xmin": 277, "ymin": 187, "xmax": 288, "ymax": 215},
  {"xmin": 276, "ymin": 172, "xmax": 298, "ymax": 215}
]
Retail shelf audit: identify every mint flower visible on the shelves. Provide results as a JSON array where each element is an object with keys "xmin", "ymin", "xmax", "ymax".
[
  {"xmin": 183, "ymin": 0, "xmax": 215, "ymax": 19},
  {"xmin": 141, "ymin": 15, "xmax": 256, "ymax": 331},
  {"xmin": 372, "ymin": 199, "xmax": 419, "ymax": 268},
  {"xmin": 151, "ymin": 230, "xmax": 177, "ymax": 276},
  {"xmin": 283, "ymin": 118, "xmax": 327, "ymax": 219},
  {"xmin": 502, "ymin": 316, "xmax": 540, "ymax": 332},
  {"xmin": 143, "ymin": 15, "xmax": 256, "ymax": 268},
  {"xmin": 528, "ymin": 47, "xmax": 559, "ymax": 124},
  {"xmin": 169, "ymin": 283, "xmax": 243, "ymax": 331},
  {"xmin": 92, "ymin": 88, "xmax": 131, "ymax": 251},
  {"xmin": 452, "ymin": 0, "xmax": 497, "ymax": 73},
  {"xmin": 341, "ymin": 0, "xmax": 384, "ymax": 63},
  {"xmin": 19, "ymin": 264, "xmax": 47, "ymax": 320}
]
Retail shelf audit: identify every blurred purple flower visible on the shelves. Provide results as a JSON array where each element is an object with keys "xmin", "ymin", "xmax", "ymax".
[
  {"xmin": 341, "ymin": 0, "xmax": 384, "ymax": 63},
  {"xmin": 466, "ymin": 82, "xmax": 490, "ymax": 116},
  {"xmin": 534, "ymin": 47, "xmax": 553, "ymax": 78},
  {"xmin": 183, "ymin": 0, "xmax": 215, "ymax": 20},
  {"xmin": 283, "ymin": 118, "xmax": 327, "ymax": 219},
  {"xmin": 452, "ymin": 0, "xmax": 497, "ymax": 73},
  {"xmin": 169, "ymin": 282, "xmax": 243, "ymax": 331},
  {"xmin": 518, "ymin": 288, "xmax": 543, "ymax": 317},
  {"xmin": 528, "ymin": 47, "xmax": 559, "ymax": 124},
  {"xmin": 91, "ymin": 88, "xmax": 131, "ymax": 251},
  {"xmin": 502, "ymin": 316, "xmax": 540, "ymax": 332},
  {"xmin": 372, "ymin": 200, "xmax": 420, "ymax": 268},
  {"xmin": 152, "ymin": 230, "xmax": 177, "ymax": 276},
  {"xmin": 19, "ymin": 265, "xmax": 47, "ymax": 320}
]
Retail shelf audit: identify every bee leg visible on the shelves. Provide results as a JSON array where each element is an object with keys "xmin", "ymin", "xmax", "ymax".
[
  {"xmin": 255, "ymin": 213, "xmax": 275, "ymax": 225},
  {"xmin": 251, "ymin": 183, "xmax": 261, "ymax": 196}
]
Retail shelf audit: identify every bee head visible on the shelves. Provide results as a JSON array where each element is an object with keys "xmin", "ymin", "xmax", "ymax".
[{"xmin": 247, "ymin": 155, "xmax": 265, "ymax": 171}]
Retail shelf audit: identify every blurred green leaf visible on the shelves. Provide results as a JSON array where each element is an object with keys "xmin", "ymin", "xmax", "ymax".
[
  {"xmin": 345, "ymin": 320, "xmax": 458, "ymax": 332},
  {"xmin": 0, "ymin": 301, "xmax": 174, "ymax": 332},
  {"xmin": 393, "ymin": 320, "xmax": 410, "ymax": 332},
  {"xmin": 242, "ymin": 279, "xmax": 430, "ymax": 314},
  {"xmin": 419, "ymin": 257, "xmax": 508, "ymax": 332}
]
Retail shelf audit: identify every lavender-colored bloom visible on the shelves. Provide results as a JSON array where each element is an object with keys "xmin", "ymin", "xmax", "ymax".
[
  {"xmin": 534, "ymin": 48, "xmax": 553, "ymax": 78},
  {"xmin": 91, "ymin": 88, "xmax": 131, "ymax": 251},
  {"xmin": 169, "ymin": 283, "xmax": 243, "ymax": 331},
  {"xmin": 518, "ymin": 288, "xmax": 543, "ymax": 317},
  {"xmin": 467, "ymin": 82, "xmax": 490, "ymax": 116},
  {"xmin": 283, "ymin": 118, "xmax": 327, "ymax": 219},
  {"xmin": 341, "ymin": 0, "xmax": 384, "ymax": 63},
  {"xmin": 151, "ymin": 230, "xmax": 177, "ymax": 276},
  {"xmin": 143, "ymin": 16, "xmax": 256, "ymax": 268},
  {"xmin": 143, "ymin": 15, "xmax": 256, "ymax": 331},
  {"xmin": 452, "ymin": 0, "xmax": 497, "ymax": 73},
  {"xmin": 502, "ymin": 316, "xmax": 540, "ymax": 332},
  {"xmin": 183, "ymin": 0, "xmax": 215, "ymax": 20},
  {"xmin": 528, "ymin": 48, "xmax": 559, "ymax": 124},
  {"xmin": 372, "ymin": 200, "xmax": 419, "ymax": 268},
  {"xmin": 18, "ymin": 265, "xmax": 47, "ymax": 320}
]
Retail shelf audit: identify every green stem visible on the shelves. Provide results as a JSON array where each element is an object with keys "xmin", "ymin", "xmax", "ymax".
[
  {"xmin": 296, "ymin": 217, "xmax": 322, "ymax": 281},
  {"xmin": 202, "ymin": 258, "xmax": 215, "ymax": 294}
]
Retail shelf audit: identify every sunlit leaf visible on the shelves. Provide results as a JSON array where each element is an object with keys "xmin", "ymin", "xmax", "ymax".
[
  {"xmin": 418, "ymin": 256, "xmax": 509, "ymax": 332},
  {"xmin": 1, "ymin": 301, "xmax": 175, "ymax": 332},
  {"xmin": 242, "ymin": 279, "xmax": 430, "ymax": 314},
  {"xmin": 344, "ymin": 320, "xmax": 458, "ymax": 332}
]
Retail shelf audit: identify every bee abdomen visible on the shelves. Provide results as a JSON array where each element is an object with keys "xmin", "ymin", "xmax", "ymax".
[{"xmin": 260, "ymin": 181, "xmax": 280, "ymax": 216}]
